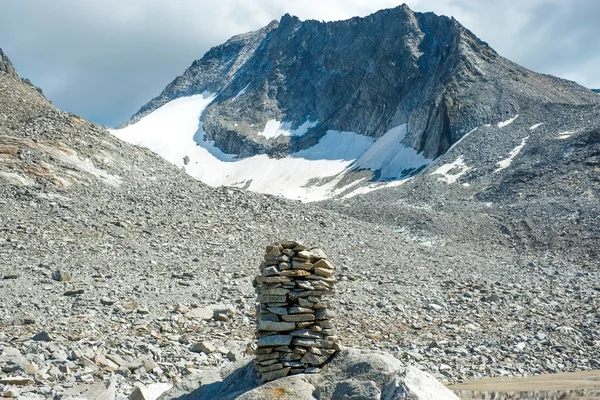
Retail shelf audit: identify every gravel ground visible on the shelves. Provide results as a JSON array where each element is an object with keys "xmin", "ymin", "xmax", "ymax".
[{"xmin": 1, "ymin": 67, "xmax": 599, "ymax": 399}]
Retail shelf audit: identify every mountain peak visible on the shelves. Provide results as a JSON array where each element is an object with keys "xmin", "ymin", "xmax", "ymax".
[{"xmin": 117, "ymin": 6, "xmax": 600, "ymax": 200}]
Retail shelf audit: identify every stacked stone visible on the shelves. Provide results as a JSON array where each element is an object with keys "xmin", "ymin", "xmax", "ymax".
[{"xmin": 254, "ymin": 240, "xmax": 339, "ymax": 382}]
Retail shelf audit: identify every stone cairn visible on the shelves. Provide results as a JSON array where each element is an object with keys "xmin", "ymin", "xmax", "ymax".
[{"xmin": 253, "ymin": 240, "xmax": 340, "ymax": 382}]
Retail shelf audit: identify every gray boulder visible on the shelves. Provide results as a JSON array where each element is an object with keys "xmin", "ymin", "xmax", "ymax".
[{"xmin": 159, "ymin": 348, "xmax": 459, "ymax": 400}]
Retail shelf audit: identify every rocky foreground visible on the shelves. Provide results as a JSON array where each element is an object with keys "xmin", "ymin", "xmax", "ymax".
[{"xmin": 160, "ymin": 348, "xmax": 459, "ymax": 399}]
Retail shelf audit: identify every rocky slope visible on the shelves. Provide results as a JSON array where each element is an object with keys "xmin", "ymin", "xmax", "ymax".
[{"xmin": 1, "ymin": 12, "xmax": 600, "ymax": 400}]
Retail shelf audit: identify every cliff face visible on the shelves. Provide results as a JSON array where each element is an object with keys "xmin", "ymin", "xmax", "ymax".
[
  {"xmin": 126, "ymin": 21, "xmax": 279, "ymax": 126},
  {"xmin": 126, "ymin": 5, "xmax": 599, "ymax": 160},
  {"xmin": 0, "ymin": 48, "xmax": 20, "ymax": 80}
]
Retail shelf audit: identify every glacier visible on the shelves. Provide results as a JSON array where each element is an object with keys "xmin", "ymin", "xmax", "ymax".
[{"xmin": 111, "ymin": 93, "xmax": 431, "ymax": 201}]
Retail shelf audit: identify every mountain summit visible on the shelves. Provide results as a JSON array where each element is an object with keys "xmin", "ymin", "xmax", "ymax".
[{"xmin": 115, "ymin": 5, "xmax": 599, "ymax": 200}]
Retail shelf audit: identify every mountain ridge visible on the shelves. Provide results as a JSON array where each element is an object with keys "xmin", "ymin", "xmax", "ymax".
[
  {"xmin": 114, "ymin": 5, "xmax": 600, "ymax": 201},
  {"xmin": 124, "ymin": 5, "xmax": 599, "ymax": 163}
]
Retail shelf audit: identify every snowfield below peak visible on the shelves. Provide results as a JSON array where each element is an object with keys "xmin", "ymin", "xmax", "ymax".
[{"xmin": 111, "ymin": 94, "xmax": 431, "ymax": 201}]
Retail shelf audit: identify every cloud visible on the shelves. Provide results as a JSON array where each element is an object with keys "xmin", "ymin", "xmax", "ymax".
[{"xmin": 0, "ymin": 0, "xmax": 598, "ymax": 126}]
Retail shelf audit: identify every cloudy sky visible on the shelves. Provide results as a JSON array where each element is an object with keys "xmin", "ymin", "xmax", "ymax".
[{"xmin": 1, "ymin": 0, "xmax": 599, "ymax": 127}]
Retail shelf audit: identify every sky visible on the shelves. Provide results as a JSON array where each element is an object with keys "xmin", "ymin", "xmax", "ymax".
[{"xmin": 1, "ymin": 0, "xmax": 599, "ymax": 127}]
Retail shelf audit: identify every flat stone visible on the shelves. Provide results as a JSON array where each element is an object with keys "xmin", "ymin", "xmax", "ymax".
[
  {"xmin": 260, "ymin": 367, "xmax": 291, "ymax": 382},
  {"xmin": 261, "ymin": 288, "xmax": 290, "ymax": 296},
  {"xmin": 288, "ymin": 306, "xmax": 313, "ymax": 314},
  {"xmin": 298, "ymin": 298, "xmax": 315, "ymax": 308},
  {"xmin": 101, "ymin": 297, "xmax": 117, "ymax": 306},
  {"xmin": 294, "ymin": 282, "xmax": 314, "ymax": 291},
  {"xmin": 313, "ymin": 301, "xmax": 331, "ymax": 310},
  {"xmin": 0, "ymin": 376, "xmax": 34, "ymax": 386},
  {"xmin": 280, "ymin": 353, "xmax": 302, "ymax": 361},
  {"xmin": 266, "ymin": 302, "xmax": 288, "ymax": 308},
  {"xmin": 257, "ymin": 320, "xmax": 296, "ymax": 332},
  {"xmin": 259, "ymin": 313, "xmax": 280, "ymax": 322},
  {"xmin": 278, "ymin": 262, "xmax": 291, "ymax": 270},
  {"xmin": 280, "ymin": 269, "xmax": 311, "ymax": 277},
  {"xmin": 314, "ymin": 267, "xmax": 334, "ymax": 277},
  {"xmin": 129, "ymin": 383, "xmax": 172, "ymax": 400},
  {"xmin": 64, "ymin": 289, "xmax": 84, "ymax": 296},
  {"xmin": 315, "ymin": 308, "xmax": 335, "ymax": 320},
  {"xmin": 301, "ymin": 352, "xmax": 328, "ymax": 365},
  {"xmin": 282, "ymin": 361, "xmax": 304, "ymax": 368},
  {"xmin": 255, "ymin": 347, "xmax": 275, "ymax": 355},
  {"xmin": 288, "ymin": 290, "xmax": 312, "ymax": 300},
  {"xmin": 310, "ymin": 248, "xmax": 327, "ymax": 260},
  {"xmin": 292, "ymin": 261, "xmax": 314, "ymax": 270},
  {"xmin": 290, "ymin": 329, "xmax": 323, "ymax": 339},
  {"xmin": 257, "ymin": 358, "xmax": 280, "ymax": 366},
  {"xmin": 187, "ymin": 307, "xmax": 213, "ymax": 320},
  {"xmin": 267, "ymin": 307, "xmax": 288, "ymax": 316},
  {"xmin": 32, "ymin": 331, "xmax": 52, "ymax": 341},
  {"xmin": 262, "ymin": 276, "xmax": 292, "ymax": 283},
  {"xmin": 191, "ymin": 341, "xmax": 216, "ymax": 354},
  {"xmin": 296, "ymin": 250, "xmax": 312, "ymax": 259},
  {"xmin": 257, "ymin": 352, "xmax": 280, "ymax": 361},
  {"xmin": 281, "ymin": 314, "xmax": 315, "ymax": 322},
  {"xmin": 256, "ymin": 363, "xmax": 284, "ymax": 373},
  {"xmin": 281, "ymin": 249, "xmax": 295, "ymax": 256},
  {"xmin": 259, "ymin": 294, "xmax": 288, "ymax": 303},
  {"xmin": 262, "ymin": 266, "xmax": 279, "ymax": 277},
  {"xmin": 257, "ymin": 335, "xmax": 293, "ymax": 347},
  {"xmin": 313, "ymin": 259, "xmax": 334, "ymax": 270},
  {"xmin": 318, "ymin": 320, "xmax": 335, "ymax": 329},
  {"xmin": 292, "ymin": 338, "xmax": 334, "ymax": 349}
]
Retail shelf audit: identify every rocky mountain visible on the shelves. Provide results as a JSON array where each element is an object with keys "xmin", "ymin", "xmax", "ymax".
[
  {"xmin": 0, "ymin": 48, "xmax": 43, "ymax": 96},
  {"xmin": 116, "ymin": 5, "xmax": 600, "ymax": 201}
]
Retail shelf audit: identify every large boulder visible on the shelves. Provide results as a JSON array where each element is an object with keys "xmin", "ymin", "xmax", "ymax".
[{"xmin": 159, "ymin": 348, "xmax": 459, "ymax": 400}]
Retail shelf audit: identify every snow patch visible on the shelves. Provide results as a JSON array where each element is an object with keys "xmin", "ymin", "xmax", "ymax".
[
  {"xmin": 497, "ymin": 114, "xmax": 519, "ymax": 128},
  {"xmin": 342, "ymin": 179, "xmax": 411, "ymax": 199},
  {"xmin": 431, "ymin": 156, "xmax": 470, "ymax": 184},
  {"xmin": 259, "ymin": 119, "xmax": 318, "ymax": 139},
  {"xmin": 0, "ymin": 171, "xmax": 35, "ymax": 186},
  {"xmin": 232, "ymin": 83, "xmax": 249, "ymax": 100},
  {"xmin": 112, "ymin": 95, "xmax": 429, "ymax": 201},
  {"xmin": 529, "ymin": 123, "xmax": 543, "ymax": 130},
  {"xmin": 448, "ymin": 127, "xmax": 478, "ymax": 152},
  {"xmin": 556, "ymin": 130, "xmax": 576, "ymax": 139},
  {"xmin": 352, "ymin": 124, "xmax": 431, "ymax": 179},
  {"xmin": 495, "ymin": 137, "xmax": 528, "ymax": 172}
]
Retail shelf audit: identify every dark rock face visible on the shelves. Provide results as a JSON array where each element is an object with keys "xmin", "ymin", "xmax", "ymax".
[
  {"xmin": 592, "ymin": 89, "xmax": 600, "ymax": 93},
  {"xmin": 126, "ymin": 5, "xmax": 599, "ymax": 160},
  {"xmin": 0, "ymin": 48, "xmax": 44, "ymax": 96},
  {"xmin": 0, "ymin": 48, "xmax": 20, "ymax": 80}
]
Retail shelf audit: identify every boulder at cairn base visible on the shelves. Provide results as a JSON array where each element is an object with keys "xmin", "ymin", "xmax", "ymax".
[
  {"xmin": 254, "ymin": 240, "xmax": 340, "ymax": 382},
  {"xmin": 157, "ymin": 348, "xmax": 460, "ymax": 399}
]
